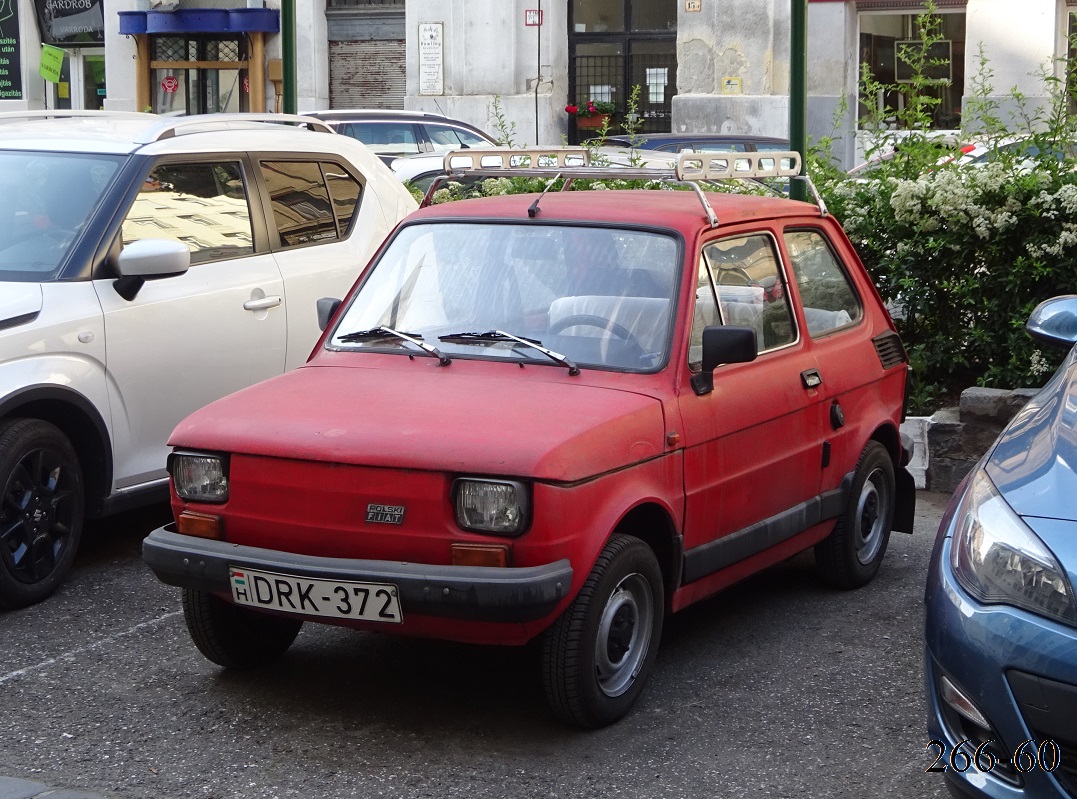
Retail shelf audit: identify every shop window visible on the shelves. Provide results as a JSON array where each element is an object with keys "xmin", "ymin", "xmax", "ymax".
[
  {"xmin": 571, "ymin": 0, "xmax": 675, "ymax": 33},
  {"xmin": 568, "ymin": 0, "xmax": 677, "ymax": 138},
  {"xmin": 151, "ymin": 36, "xmax": 247, "ymax": 116},
  {"xmin": 858, "ymin": 11, "xmax": 965, "ymax": 130}
]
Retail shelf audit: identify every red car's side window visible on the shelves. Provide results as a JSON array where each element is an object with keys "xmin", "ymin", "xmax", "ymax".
[
  {"xmin": 783, "ymin": 229, "xmax": 863, "ymax": 337},
  {"xmin": 688, "ymin": 233, "xmax": 796, "ymax": 368}
]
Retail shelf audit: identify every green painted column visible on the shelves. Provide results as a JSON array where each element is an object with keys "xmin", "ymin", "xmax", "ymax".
[
  {"xmin": 282, "ymin": 0, "xmax": 297, "ymax": 114},
  {"xmin": 790, "ymin": 0, "xmax": 808, "ymax": 201}
]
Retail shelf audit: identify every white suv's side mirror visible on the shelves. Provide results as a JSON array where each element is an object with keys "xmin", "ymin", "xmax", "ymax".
[{"xmin": 117, "ymin": 238, "xmax": 191, "ymax": 278}]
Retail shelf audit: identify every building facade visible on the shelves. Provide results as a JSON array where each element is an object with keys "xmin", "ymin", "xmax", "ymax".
[{"xmin": 1, "ymin": 0, "xmax": 1073, "ymax": 168}]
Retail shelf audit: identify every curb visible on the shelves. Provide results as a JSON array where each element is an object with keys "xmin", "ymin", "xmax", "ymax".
[{"xmin": 0, "ymin": 777, "xmax": 108, "ymax": 799}]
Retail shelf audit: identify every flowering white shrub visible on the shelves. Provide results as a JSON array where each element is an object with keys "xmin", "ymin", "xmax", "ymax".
[{"xmin": 813, "ymin": 140, "xmax": 1077, "ymax": 412}]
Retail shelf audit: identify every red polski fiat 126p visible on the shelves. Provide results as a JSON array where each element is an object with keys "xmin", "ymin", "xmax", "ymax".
[{"xmin": 144, "ymin": 150, "xmax": 915, "ymax": 728}]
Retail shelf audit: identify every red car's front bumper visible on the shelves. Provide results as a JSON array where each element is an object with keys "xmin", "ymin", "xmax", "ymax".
[{"xmin": 144, "ymin": 525, "xmax": 573, "ymax": 635}]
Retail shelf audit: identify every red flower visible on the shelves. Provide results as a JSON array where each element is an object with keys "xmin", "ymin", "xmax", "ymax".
[{"xmin": 565, "ymin": 104, "xmax": 578, "ymax": 115}]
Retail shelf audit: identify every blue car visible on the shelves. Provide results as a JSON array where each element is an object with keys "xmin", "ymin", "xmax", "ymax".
[{"xmin": 925, "ymin": 295, "xmax": 1077, "ymax": 798}]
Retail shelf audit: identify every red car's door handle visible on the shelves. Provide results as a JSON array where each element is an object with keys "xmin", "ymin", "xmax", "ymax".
[{"xmin": 801, "ymin": 368, "xmax": 822, "ymax": 389}]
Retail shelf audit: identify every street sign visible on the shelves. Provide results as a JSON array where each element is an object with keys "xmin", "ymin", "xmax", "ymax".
[
  {"xmin": 161, "ymin": 75, "xmax": 179, "ymax": 94},
  {"xmin": 525, "ymin": 9, "xmax": 542, "ymax": 26}
]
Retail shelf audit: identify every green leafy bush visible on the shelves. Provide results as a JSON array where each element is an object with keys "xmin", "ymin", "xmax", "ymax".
[{"xmin": 811, "ymin": 2, "xmax": 1077, "ymax": 413}]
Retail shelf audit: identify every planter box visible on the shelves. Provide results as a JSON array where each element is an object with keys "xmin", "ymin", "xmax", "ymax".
[{"xmin": 576, "ymin": 114, "xmax": 610, "ymax": 130}]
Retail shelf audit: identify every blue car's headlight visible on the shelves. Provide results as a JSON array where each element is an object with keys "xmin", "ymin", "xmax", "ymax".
[{"xmin": 951, "ymin": 468, "xmax": 1077, "ymax": 626}]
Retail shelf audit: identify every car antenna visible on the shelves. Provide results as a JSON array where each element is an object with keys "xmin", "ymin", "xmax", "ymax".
[{"xmin": 528, "ymin": 173, "xmax": 562, "ymax": 218}]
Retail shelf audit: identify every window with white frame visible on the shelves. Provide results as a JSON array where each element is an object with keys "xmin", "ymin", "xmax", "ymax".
[{"xmin": 858, "ymin": 10, "xmax": 966, "ymax": 130}]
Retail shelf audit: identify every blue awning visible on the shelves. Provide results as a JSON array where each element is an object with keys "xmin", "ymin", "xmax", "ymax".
[{"xmin": 118, "ymin": 8, "xmax": 280, "ymax": 36}]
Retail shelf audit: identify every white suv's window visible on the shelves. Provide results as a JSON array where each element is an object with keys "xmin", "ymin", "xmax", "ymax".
[
  {"xmin": 122, "ymin": 162, "xmax": 253, "ymax": 265},
  {"xmin": 261, "ymin": 161, "xmax": 362, "ymax": 248},
  {"xmin": 0, "ymin": 151, "xmax": 122, "ymax": 281}
]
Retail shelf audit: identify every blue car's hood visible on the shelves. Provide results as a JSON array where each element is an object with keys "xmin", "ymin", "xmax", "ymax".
[{"xmin": 987, "ymin": 347, "xmax": 1077, "ymax": 523}]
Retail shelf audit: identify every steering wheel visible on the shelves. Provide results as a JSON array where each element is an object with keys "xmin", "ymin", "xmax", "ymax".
[{"xmin": 549, "ymin": 313, "xmax": 645, "ymax": 352}]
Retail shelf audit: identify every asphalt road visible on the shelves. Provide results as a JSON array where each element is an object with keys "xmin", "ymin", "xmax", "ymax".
[{"xmin": 0, "ymin": 492, "xmax": 954, "ymax": 799}]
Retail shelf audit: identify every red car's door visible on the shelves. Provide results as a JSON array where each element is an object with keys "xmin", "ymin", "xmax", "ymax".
[
  {"xmin": 676, "ymin": 227, "xmax": 829, "ymax": 589},
  {"xmin": 779, "ymin": 224, "xmax": 905, "ymax": 491}
]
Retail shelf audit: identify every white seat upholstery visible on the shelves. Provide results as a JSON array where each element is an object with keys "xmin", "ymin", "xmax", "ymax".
[
  {"xmin": 715, "ymin": 284, "xmax": 766, "ymax": 349},
  {"xmin": 803, "ymin": 307, "xmax": 852, "ymax": 336}
]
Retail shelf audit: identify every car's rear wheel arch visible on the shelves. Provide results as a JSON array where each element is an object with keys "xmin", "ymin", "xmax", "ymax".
[
  {"xmin": 1, "ymin": 388, "xmax": 112, "ymax": 514},
  {"xmin": 869, "ymin": 421, "xmax": 901, "ymax": 467}
]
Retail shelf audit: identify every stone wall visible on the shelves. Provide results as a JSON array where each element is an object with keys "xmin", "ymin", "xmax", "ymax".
[{"xmin": 924, "ymin": 387, "xmax": 1039, "ymax": 493}]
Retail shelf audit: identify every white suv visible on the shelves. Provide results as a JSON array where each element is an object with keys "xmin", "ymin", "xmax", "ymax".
[{"xmin": 0, "ymin": 111, "xmax": 417, "ymax": 608}]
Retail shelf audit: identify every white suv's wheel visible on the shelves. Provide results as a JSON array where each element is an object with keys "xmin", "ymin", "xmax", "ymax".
[{"xmin": 0, "ymin": 418, "xmax": 84, "ymax": 608}]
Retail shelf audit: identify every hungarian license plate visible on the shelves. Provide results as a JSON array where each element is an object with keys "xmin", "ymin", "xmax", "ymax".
[{"xmin": 228, "ymin": 567, "xmax": 402, "ymax": 623}]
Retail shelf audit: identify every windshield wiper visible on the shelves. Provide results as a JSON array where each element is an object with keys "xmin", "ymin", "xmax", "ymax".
[
  {"xmin": 338, "ymin": 326, "xmax": 451, "ymax": 366},
  {"xmin": 437, "ymin": 330, "xmax": 579, "ymax": 376}
]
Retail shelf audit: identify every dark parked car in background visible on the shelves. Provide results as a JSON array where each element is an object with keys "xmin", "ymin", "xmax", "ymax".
[
  {"xmin": 602, "ymin": 133, "xmax": 788, "ymax": 154},
  {"xmin": 924, "ymin": 295, "xmax": 1077, "ymax": 799},
  {"xmin": 304, "ymin": 110, "xmax": 497, "ymax": 165}
]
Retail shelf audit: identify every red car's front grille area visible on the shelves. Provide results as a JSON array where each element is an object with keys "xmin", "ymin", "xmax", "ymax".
[{"xmin": 219, "ymin": 454, "xmax": 457, "ymax": 564}]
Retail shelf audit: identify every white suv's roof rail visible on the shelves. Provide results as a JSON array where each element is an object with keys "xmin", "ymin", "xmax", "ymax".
[
  {"xmin": 0, "ymin": 110, "xmax": 337, "ymax": 144},
  {"xmin": 0, "ymin": 110, "xmax": 152, "ymax": 123},
  {"xmin": 136, "ymin": 113, "xmax": 336, "ymax": 143},
  {"xmin": 428, "ymin": 147, "xmax": 826, "ymax": 224}
]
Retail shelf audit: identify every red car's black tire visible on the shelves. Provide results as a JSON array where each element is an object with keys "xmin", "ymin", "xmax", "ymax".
[{"xmin": 541, "ymin": 534, "xmax": 664, "ymax": 728}]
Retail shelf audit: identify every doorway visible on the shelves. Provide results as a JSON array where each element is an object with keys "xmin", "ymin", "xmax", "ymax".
[
  {"xmin": 51, "ymin": 50, "xmax": 106, "ymax": 110},
  {"xmin": 567, "ymin": 0, "xmax": 677, "ymax": 142}
]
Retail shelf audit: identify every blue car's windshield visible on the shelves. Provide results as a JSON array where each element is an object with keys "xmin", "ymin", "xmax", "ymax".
[{"xmin": 0, "ymin": 151, "xmax": 124, "ymax": 282}]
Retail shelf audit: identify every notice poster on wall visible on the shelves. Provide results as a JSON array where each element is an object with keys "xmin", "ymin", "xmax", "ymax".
[
  {"xmin": 0, "ymin": 1, "xmax": 23, "ymax": 101},
  {"xmin": 418, "ymin": 22, "xmax": 443, "ymax": 96}
]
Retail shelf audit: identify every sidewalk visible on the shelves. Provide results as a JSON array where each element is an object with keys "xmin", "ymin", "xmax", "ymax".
[{"xmin": 0, "ymin": 777, "xmax": 107, "ymax": 799}]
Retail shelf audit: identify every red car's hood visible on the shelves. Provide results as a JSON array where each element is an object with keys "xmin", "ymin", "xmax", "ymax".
[{"xmin": 170, "ymin": 361, "xmax": 666, "ymax": 482}]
